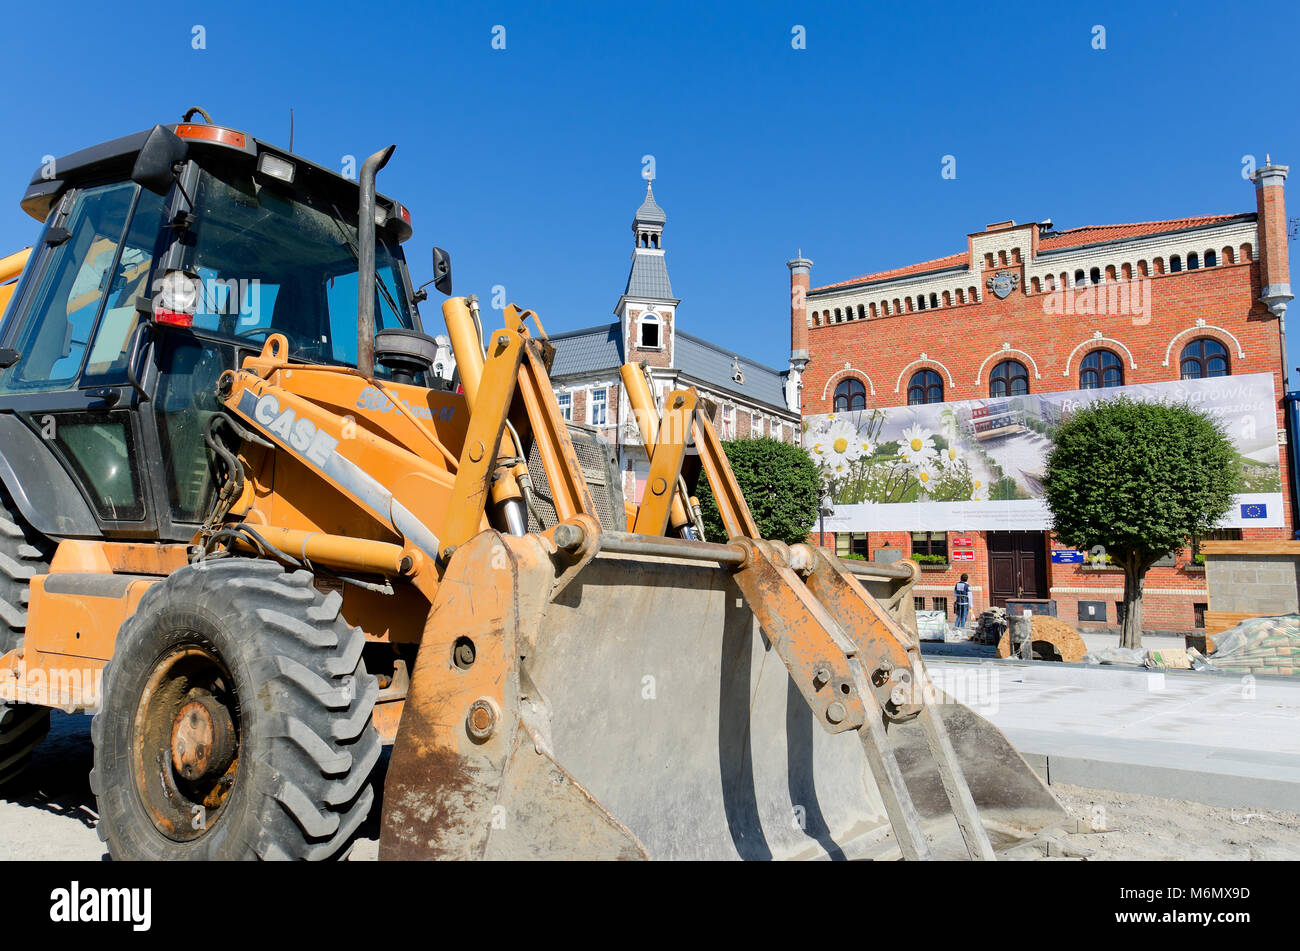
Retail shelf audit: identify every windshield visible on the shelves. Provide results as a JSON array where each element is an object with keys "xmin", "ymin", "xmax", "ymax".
[{"xmin": 182, "ymin": 162, "xmax": 416, "ymax": 366}]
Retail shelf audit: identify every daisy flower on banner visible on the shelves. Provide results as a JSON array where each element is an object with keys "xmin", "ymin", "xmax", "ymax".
[
  {"xmin": 937, "ymin": 444, "xmax": 961, "ymax": 468},
  {"xmin": 898, "ymin": 423, "xmax": 936, "ymax": 465},
  {"xmin": 805, "ymin": 422, "xmax": 832, "ymax": 466},
  {"xmin": 913, "ymin": 460, "xmax": 939, "ymax": 495},
  {"xmin": 824, "ymin": 418, "xmax": 862, "ymax": 463}
]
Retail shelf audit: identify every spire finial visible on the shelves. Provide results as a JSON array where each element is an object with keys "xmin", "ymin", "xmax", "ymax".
[{"xmin": 633, "ymin": 181, "xmax": 666, "ymax": 226}]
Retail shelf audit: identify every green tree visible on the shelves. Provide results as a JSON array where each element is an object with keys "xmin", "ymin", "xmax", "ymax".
[
  {"xmin": 1043, "ymin": 398, "xmax": 1239, "ymax": 648},
  {"xmin": 695, "ymin": 436, "xmax": 820, "ymax": 544}
]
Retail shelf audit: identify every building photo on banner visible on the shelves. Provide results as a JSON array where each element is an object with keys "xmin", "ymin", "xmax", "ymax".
[{"xmin": 806, "ymin": 371, "xmax": 1283, "ymax": 533}]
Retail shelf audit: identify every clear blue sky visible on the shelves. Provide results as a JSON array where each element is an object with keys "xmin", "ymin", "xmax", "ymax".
[{"xmin": 2, "ymin": 1, "xmax": 1297, "ymax": 376}]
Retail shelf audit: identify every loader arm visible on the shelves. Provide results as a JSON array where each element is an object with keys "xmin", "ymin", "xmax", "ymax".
[{"xmin": 0, "ymin": 248, "xmax": 29, "ymax": 320}]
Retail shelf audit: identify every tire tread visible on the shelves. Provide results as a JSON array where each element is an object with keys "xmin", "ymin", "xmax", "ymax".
[{"xmin": 91, "ymin": 558, "xmax": 379, "ymax": 861}]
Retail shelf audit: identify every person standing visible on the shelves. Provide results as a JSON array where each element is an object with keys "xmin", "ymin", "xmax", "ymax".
[{"xmin": 954, "ymin": 573, "xmax": 972, "ymax": 629}]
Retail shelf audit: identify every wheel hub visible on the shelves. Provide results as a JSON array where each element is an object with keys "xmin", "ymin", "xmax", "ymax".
[
  {"xmin": 132, "ymin": 645, "xmax": 242, "ymax": 842},
  {"xmin": 170, "ymin": 692, "xmax": 236, "ymax": 782}
]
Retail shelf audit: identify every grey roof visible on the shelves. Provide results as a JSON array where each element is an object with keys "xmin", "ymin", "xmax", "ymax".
[
  {"xmin": 634, "ymin": 183, "xmax": 666, "ymax": 224},
  {"xmin": 624, "ymin": 251, "xmax": 674, "ymax": 300},
  {"xmin": 547, "ymin": 323, "xmax": 789, "ymax": 413},
  {"xmin": 548, "ymin": 322, "xmax": 624, "ymax": 376},
  {"xmin": 674, "ymin": 331, "xmax": 789, "ymax": 410}
]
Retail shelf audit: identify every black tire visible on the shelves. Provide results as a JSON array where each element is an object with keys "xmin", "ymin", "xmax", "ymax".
[
  {"xmin": 0, "ymin": 702, "xmax": 51, "ymax": 788},
  {"xmin": 91, "ymin": 558, "xmax": 380, "ymax": 860},
  {"xmin": 0, "ymin": 498, "xmax": 52, "ymax": 789}
]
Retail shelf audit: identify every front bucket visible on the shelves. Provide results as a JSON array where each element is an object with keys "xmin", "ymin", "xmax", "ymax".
[{"xmin": 523, "ymin": 549, "xmax": 1066, "ymax": 860}]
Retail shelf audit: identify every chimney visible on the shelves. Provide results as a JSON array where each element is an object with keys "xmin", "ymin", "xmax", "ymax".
[
  {"xmin": 1253, "ymin": 158, "xmax": 1292, "ymax": 318},
  {"xmin": 787, "ymin": 251, "xmax": 813, "ymax": 365},
  {"xmin": 786, "ymin": 251, "xmax": 813, "ymax": 413}
]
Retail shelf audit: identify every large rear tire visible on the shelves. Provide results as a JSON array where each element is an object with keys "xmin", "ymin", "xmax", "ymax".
[
  {"xmin": 0, "ymin": 498, "xmax": 52, "ymax": 789},
  {"xmin": 91, "ymin": 558, "xmax": 380, "ymax": 860}
]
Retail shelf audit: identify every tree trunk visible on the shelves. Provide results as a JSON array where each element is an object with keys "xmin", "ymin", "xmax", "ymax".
[{"xmin": 1121, "ymin": 559, "xmax": 1145, "ymax": 649}]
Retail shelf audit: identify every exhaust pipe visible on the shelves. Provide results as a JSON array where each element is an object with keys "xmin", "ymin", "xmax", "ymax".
[{"xmin": 357, "ymin": 145, "xmax": 396, "ymax": 377}]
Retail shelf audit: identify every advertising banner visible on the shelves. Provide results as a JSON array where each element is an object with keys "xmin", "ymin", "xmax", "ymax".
[{"xmin": 805, "ymin": 372, "xmax": 1282, "ymax": 532}]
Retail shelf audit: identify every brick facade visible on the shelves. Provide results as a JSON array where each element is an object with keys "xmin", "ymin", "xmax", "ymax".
[{"xmin": 798, "ymin": 166, "xmax": 1293, "ymax": 635}]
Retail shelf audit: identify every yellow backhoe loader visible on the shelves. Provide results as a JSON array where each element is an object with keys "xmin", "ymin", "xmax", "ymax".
[{"xmin": 0, "ymin": 113, "xmax": 1066, "ymax": 859}]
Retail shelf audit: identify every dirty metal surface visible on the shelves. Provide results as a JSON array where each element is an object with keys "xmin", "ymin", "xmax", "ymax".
[{"xmin": 529, "ymin": 551, "xmax": 1065, "ymax": 859}]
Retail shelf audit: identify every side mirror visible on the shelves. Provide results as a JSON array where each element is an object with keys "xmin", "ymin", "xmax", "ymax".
[
  {"xmin": 432, "ymin": 247, "xmax": 453, "ymax": 296},
  {"xmin": 131, "ymin": 126, "xmax": 189, "ymax": 195}
]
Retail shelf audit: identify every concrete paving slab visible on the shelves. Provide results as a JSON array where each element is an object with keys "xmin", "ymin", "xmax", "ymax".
[{"xmin": 925, "ymin": 657, "xmax": 1300, "ymax": 812}]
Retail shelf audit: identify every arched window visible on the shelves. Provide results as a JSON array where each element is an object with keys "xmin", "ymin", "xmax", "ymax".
[
  {"xmin": 1079, "ymin": 349, "xmax": 1123, "ymax": 389},
  {"xmin": 989, "ymin": 359, "xmax": 1029, "ymax": 397},
  {"xmin": 1089, "ymin": 266, "xmax": 1102, "ymax": 285},
  {"xmin": 929, "ymin": 293, "xmax": 938, "ymax": 309},
  {"xmin": 1205, "ymin": 249, "xmax": 1217, "ymax": 267},
  {"xmin": 1187, "ymin": 252, "xmax": 1199, "ymax": 270},
  {"xmin": 1170, "ymin": 254, "xmax": 1182, "ymax": 272},
  {"xmin": 639, "ymin": 313, "xmax": 662, "ymax": 349},
  {"xmin": 907, "ymin": 369, "xmax": 943, "ymax": 405},
  {"xmin": 833, "ymin": 378, "xmax": 867, "ymax": 411},
  {"xmin": 916, "ymin": 295, "xmax": 926, "ymax": 311},
  {"xmin": 1180, "ymin": 338, "xmax": 1230, "ymax": 379},
  {"xmin": 1074, "ymin": 269, "xmax": 1086, "ymax": 286}
]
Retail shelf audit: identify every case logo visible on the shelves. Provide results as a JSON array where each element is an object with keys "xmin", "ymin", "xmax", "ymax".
[{"xmin": 253, "ymin": 393, "xmax": 339, "ymax": 468}]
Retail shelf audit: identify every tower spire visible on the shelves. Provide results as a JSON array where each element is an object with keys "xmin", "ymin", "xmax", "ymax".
[{"xmin": 632, "ymin": 180, "xmax": 666, "ymax": 251}]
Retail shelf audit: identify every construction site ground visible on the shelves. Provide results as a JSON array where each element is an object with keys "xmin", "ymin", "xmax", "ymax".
[{"xmin": 3, "ymin": 639, "xmax": 1297, "ymax": 861}]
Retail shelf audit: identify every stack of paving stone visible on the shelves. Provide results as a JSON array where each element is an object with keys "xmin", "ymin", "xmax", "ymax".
[{"xmin": 1207, "ymin": 615, "xmax": 1300, "ymax": 676}]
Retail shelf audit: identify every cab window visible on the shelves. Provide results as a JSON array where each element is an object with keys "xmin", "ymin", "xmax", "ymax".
[{"xmin": 0, "ymin": 182, "xmax": 164, "ymax": 393}]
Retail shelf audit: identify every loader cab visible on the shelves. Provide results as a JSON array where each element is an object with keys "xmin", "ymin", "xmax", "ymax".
[{"xmin": 0, "ymin": 122, "xmax": 425, "ymax": 543}]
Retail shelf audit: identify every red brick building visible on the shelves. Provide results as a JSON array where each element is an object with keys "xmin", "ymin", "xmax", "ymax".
[{"xmin": 791, "ymin": 162, "xmax": 1293, "ymax": 635}]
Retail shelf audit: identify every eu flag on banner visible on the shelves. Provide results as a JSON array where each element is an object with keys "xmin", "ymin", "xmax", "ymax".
[{"xmin": 1241, "ymin": 503, "xmax": 1268, "ymax": 519}]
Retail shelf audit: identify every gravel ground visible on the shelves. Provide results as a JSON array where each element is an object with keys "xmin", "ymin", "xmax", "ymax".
[
  {"xmin": 1046, "ymin": 782, "xmax": 1300, "ymax": 861},
  {"xmin": 2, "ymin": 711, "xmax": 1296, "ymax": 861}
]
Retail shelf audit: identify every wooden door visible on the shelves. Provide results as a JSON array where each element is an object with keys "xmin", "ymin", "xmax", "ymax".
[{"xmin": 987, "ymin": 531, "xmax": 1046, "ymax": 606}]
